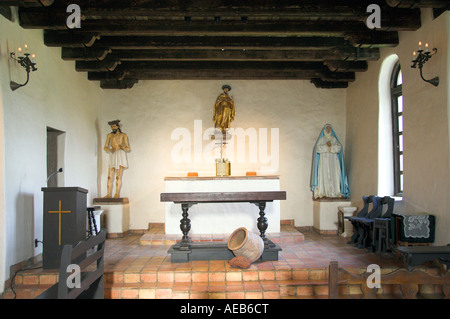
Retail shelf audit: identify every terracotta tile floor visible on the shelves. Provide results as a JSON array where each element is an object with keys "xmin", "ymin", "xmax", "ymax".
[
  {"xmin": 7, "ymin": 225, "xmax": 423, "ymax": 299},
  {"xmin": 105, "ymin": 225, "xmax": 404, "ymax": 273}
]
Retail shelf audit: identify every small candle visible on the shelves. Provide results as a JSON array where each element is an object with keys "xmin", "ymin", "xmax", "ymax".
[
  {"xmin": 413, "ymin": 51, "xmax": 416, "ymax": 56},
  {"xmin": 418, "ymin": 41, "xmax": 422, "ymax": 50},
  {"xmin": 31, "ymin": 53, "xmax": 36, "ymax": 62},
  {"xmin": 24, "ymin": 44, "xmax": 28, "ymax": 51},
  {"xmin": 18, "ymin": 46, "xmax": 23, "ymax": 57},
  {"xmin": 425, "ymin": 43, "xmax": 429, "ymax": 52}
]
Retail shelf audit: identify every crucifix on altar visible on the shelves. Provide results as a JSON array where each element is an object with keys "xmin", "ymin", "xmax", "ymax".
[{"xmin": 41, "ymin": 187, "xmax": 88, "ymax": 269}]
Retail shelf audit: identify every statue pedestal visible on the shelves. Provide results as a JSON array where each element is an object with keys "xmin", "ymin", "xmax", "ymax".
[
  {"xmin": 337, "ymin": 206, "xmax": 358, "ymax": 237},
  {"xmin": 313, "ymin": 199, "xmax": 352, "ymax": 235},
  {"xmin": 93, "ymin": 198, "xmax": 129, "ymax": 238}
]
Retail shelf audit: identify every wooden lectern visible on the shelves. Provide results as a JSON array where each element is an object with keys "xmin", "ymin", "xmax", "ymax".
[{"xmin": 41, "ymin": 187, "xmax": 88, "ymax": 269}]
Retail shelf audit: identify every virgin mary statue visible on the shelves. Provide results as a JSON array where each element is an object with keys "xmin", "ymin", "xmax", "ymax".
[{"xmin": 311, "ymin": 124, "xmax": 350, "ymax": 199}]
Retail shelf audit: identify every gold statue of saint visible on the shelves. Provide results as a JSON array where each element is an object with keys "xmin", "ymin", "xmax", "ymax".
[
  {"xmin": 213, "ymin": 85, "xmax": 235, "ymax": 133},
  {"xmin": 103, "ymin": 120, "xmax": 130, "ymax": 198}
]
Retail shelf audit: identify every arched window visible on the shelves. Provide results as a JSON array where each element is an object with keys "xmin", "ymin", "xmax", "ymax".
[
  {"xmin": 378, "ymin": 54, "xmax": 403, "ymax": 199},
  {"xmin": 390, "ymin": 62, "xmax": 403, "ymax": 196}
]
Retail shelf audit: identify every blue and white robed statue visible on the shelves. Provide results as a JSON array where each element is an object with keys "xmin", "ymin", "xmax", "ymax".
[{"xmin": 311, "ymin": 124, "xmax": 350, "ymax": 199}]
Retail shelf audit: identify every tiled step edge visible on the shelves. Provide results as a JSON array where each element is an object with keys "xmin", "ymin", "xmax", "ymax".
[
  {"xmin": 139, "ymin": 233, "xmax": 305, "ymax": 246},
  {"xmin": 103, "ymin": 280, "xmax": 330, "ymax": 299}
]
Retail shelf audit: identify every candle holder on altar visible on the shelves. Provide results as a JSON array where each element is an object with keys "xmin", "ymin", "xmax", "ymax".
[
  {"xmin": 216, "ymin": 158, "xmax": 231, "ymax": 176},
  {"xmin": 214, "ymin": 129, "xmax": 231, "ymax": 176}
]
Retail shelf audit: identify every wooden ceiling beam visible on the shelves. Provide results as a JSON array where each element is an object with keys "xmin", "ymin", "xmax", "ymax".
[
  {"xmin": 323, "ymin": 61, "xmax": 368, "ymax": 72},
  {"xmin": 93, "ymin": 61, "xmax": 328, "ymax": 71},
  {"xmin": 21, "ymin": 0, "xmax": 426, "ymax": 13},
  {"xmin": 87, "ymin": 69, "xmax": 355, "ymax": 83},
  {"xmin": 61, "ymin": 47, "xmax": 379, "ymax": 62},
  {"xmin": 75, "ymin": 56, "xmax": 368, "ymax": 73},
  {"xmin": 16, "ymin": 5, "xmax": 415, "ymax": 19},
  {"xmin": 104, "ymin": 48, "xmax": 349, "ymax": 62},
  {"xmin": 345, "ymin": 31, "xmax": 398, "ymax": 47},
  {"xmin": 0, "ymin": 0, "xmax": 53, "ymax": 7},
  {"xmin": 385, "ymin": 0, "xmax": 450, "ymax": 8},
  {"xmin": 18, "ymin": 20, "xmax": 420, "ymax": 35},
  {"xmin": 100, "ymin": 79, "xmax": 139, "ymax": 90},
  {"xmin": 45, "ymin": 32, "xmax": 394, "ymax": 49},
  {"xmin": 310, "ymin": 78, "xmax": 349, "ymax": 89},
  {"xmin": 61, "ymin": 47, "xmax": 112, "ymax": 61},
  {"xmin": 85, "ymin": 61, "xmax": 356, "ymax": 82},
  {"xmin": 0, "ymin": 5, "xmax": 11, "ymax": 20},
  {"xmin": 12, "ymin": 0, "xmax": 382, "ymax": 10},
  {"xmin": 44, "ymin": 31, "xmax": 101, "ymax": 47},
  {"xmin": 337, "ymin": 47, "xmax": 380, "ymax": 61},
  {"xmin": 46, "ymin": 32, "xmax": 344, "ymax": 49},
  {"xmin": 75, "ymin": 59, "xmax": 121, "ymax": 72},
  {"xmin": 18, "ymin": 8, "xmax": 420, "ymax": 32}
]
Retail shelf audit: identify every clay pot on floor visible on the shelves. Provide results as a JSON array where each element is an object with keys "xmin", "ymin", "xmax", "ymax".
[{"xmin": 227, "ymin": 227, "xmax": 264, "ymax": 263}]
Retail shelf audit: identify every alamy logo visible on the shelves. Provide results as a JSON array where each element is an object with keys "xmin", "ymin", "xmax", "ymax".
[
  {"xmin": 170, "ymin": 120, "xmax": 279, "ymax": 173},
  {"xmin": 366, "ymin": 4, "xmax": 381, "ymax": 29},
  {"xmin": 66, "ymin": 4, "xmax": 81, "ymax": 29},
  {"xmin": 66, "ymin": 264, "xmax": 81, "ymax": 289},
  {"xmin": 366, "ymin": 264, "xmax": 381, "ymax": 289}
]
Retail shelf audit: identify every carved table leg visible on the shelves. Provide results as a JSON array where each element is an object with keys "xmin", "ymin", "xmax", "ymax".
[
  {"xmin": 253, "ymin": 201, "xmax": 275, "ymax": 248},
  {"xmin": 176, "ymin": 203, "xmax": 193, "ymax": 250},
  {"xmin": 256, "ymin": 202, "xmax": 268, "ymax": 238}
]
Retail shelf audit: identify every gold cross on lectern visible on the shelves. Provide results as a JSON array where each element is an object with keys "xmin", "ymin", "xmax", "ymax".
[{"xmin": 48, "ymin": 200, "xmax": 71, "ymax": 246}]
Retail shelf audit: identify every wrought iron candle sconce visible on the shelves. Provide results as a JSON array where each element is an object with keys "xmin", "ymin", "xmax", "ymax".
[
  {"xmin": 9, "ymin": 44, "xmax": 38, "ymax": 91},
  {"xmin": 411, "ymin": 42, "xmax": 439, "ymax": 87}
]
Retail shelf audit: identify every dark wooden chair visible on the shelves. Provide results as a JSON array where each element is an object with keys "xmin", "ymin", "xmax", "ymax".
[
  {"xmin": 346, "ymin": 195, "xmax": 373, "ymax": 245},
  {"xmin": 87, "ymin": 206, "xmax": 101, "ymax": 236},
  {"xmin": 36, "ymin": 229, "xmax": 106, "ymax": 299},
  {"xmin": 352, "ymin": 196, "xmax": 384, "ymax": 249},
  {"xmin": 372, "ymin": 196, "xmax": 395, "ymax": 254}
]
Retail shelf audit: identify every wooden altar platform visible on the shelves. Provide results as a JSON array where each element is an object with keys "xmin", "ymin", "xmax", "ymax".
[{"xmin": 161, "ymin": 191, "xmax": 286, "ymax": 262}]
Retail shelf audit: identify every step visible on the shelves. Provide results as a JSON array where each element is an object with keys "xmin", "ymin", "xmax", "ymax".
[
  {"xmin": 139, "ymin": 231, "xmax": 305, "ymax": 246},
  {"xmin": 6, "ymin": 266, "xmax": 329, "ymax": 299},
  {"xmin": 2, "ymin": 284, "xmax": 51, "ymax": 299},
  {"xmin": 7, "ymin": 271, "xmax": 446, "ymax": 299},
  {"xmin": 103, "ymin": 279, "xmax": 331, "ymax": 299},
  {"xmin": 6, "ymin": 277, "xmax": 330, "ymax": 299}
]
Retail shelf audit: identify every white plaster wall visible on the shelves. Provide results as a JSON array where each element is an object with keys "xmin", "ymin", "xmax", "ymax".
[
  {"xmin": 0, "ymin": 14, "xmax": 102, "ymax": 293},
  {"xmin": 101, "ymin": 80, "xmax": 346, "ymax": 231},
  {"xmin": 0, "ymin": 32, "xmax": 5, "ymax": 295},
  {"xmin": 446, "ymin": 12, "xmax": 450, "ymax": 174},
  {"xmin": 346, "ymin": 10, "xmax": 450, "ymax": 245}
]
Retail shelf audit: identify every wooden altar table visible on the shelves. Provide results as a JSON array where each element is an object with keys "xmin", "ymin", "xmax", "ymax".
[
  {"xmin": 160, "ymin": 191, "xmax": 286, "ymax": 263},
  {"xmin": 164, "ymin": 176, "xmax": 281, "ymax": 235}
]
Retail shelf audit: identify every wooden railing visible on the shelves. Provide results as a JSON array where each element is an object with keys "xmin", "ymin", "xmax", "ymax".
[
  {"xmin": 328, "ymin": 261, "xmax": 450, "ymax": 299},
  {"xmin": 36, "ymin": 229, "xmax": 106, "ymax": 299}
]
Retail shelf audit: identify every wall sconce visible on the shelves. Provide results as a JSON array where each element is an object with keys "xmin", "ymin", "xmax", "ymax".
[
  {"xmin": 411, "ymin": 41, "xmax": 439, "ymax": 87},
  {"xmin": 9, "ymin": 44, "xmax": 38, "ymax": 91}
]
